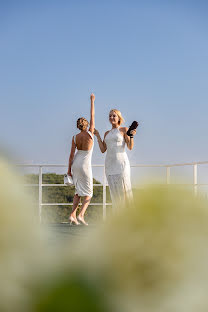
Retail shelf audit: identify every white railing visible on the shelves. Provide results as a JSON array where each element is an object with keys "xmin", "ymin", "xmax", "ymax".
[{"xmin": 17, "ymin": 161, "xmax": 208, "ymax": 222}]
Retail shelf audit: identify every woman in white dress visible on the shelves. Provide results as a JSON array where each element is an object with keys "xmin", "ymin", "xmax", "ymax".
[
  {"xmin": 67, "ymin": 93, "xmax": 95, "ymax": 225},
  {"xmin": 94, "ymin": 109, "xmax": 136, "ymax": 211}
]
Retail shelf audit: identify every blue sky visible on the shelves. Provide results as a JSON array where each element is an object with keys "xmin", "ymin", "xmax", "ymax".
[{"xmin": 0, "ymin": 0, "xmax": 208, "ymax": 175}]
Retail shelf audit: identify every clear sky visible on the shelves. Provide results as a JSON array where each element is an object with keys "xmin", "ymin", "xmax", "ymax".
[{"xmin": 1, "ymin": 0, "xmax": 208, "ymax": 179}]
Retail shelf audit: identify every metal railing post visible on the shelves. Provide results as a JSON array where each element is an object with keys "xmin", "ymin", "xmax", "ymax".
[
  {"xmin": 193, "ymin": 164, "xmax": 198, "ymax": 196},
  {"xmin": 103, "ymin": 166, "xmax": 106, "ymax": 220},
  {"xmin": 39, "ymin": 166, "xmax": 42, "ymax": 223},
  {"xmin": 166, "ymin": 167, "xmax": 170, "ymax": 184}
]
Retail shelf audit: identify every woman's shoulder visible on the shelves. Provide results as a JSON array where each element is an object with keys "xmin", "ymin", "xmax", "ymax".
[
  {"xmin": 104, "ymin": 130, "xmax": 110, "ymax": 138},
  {"xmin": 87, "ymin": 130, "xmax": 94, "ymax": 139},
  {"xmin": 119, "ymin": 127, "xmax": 128, "ymax": 133}
]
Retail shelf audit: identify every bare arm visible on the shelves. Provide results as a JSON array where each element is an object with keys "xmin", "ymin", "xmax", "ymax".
[
  {"xmin": 122, "ymin": 127, "xmax": 136, "ymax": 150},
  {"xmin": 89, "ymin": 93, "xmax": 95, "ymax": 134},
  {"xmin": 94, "ymin": 129, "xmax": 108, "ymax": 153},
  {"xmin": 67, "ymin": 137, "xmax": 76, "ymax": 175}
]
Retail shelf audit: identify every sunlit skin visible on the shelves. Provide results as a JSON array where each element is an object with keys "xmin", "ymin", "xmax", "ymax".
[
  {"xmin": 67, "ymin": 93, "xmax": 95, "ymax": 225},
  {"xmin": 94, "ymin": 110, "xmax": 136, "ymax": 153}
]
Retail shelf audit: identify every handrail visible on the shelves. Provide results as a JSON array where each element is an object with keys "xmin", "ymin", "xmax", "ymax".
[
  {"xmin": 17, "ymin": 161, "xmax": 208, "ymax": 222},
  {"xmin": 17, "ymin": 161, "xmax": 208, "ymax": 167}
]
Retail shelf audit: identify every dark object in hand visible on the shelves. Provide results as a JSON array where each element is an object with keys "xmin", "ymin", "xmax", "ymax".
[{"xmin": 126, "ymin": 121, "xmax": 139, "ymax": 138}]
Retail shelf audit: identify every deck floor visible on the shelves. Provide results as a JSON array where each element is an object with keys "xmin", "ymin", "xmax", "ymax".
[{"xmin": 43, "ymin": 223, "xmax": 98, "ymax": 245}]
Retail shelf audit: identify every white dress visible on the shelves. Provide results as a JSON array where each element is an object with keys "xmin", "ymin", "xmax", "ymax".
[
  {"xmin": 104, "ymin": 127, "xmax": 133, "ymax": 210},
  {"xmin": 71, "ymin": 131, "xmax": 94, "ymax": 197}
]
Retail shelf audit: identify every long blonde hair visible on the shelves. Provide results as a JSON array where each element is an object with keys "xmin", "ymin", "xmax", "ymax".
[{"xmin": 109, "ymin": 109, "xmax": 125, "ymax": 125}]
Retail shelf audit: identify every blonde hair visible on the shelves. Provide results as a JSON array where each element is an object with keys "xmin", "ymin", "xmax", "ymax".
[
  {"xmin": 77, "ymin": 117, "xmax": 89, "ymax": 130},
  {"xmin": 109, "ymin": 109, "xmax": 125, "ymax": 125}
]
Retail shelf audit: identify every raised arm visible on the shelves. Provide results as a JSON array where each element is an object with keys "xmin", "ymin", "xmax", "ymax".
[
  {"xmin": 122, "ymin": 127, "xmax": 136, "ymax": 150},
  {"xmin": 67, "ymin": 137, "xmax": 76, "ymax": 176},
  {"xmin": 94, "ymin": 129, "xmax": 108, "ymax": 153},
  {"xmin": 89, "ymin": 93, "xmax": 95, "ymax": 134}
]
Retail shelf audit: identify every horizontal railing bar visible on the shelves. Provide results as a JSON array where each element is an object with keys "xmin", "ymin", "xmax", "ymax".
[
  {"xmin": 23, "ymin": 184, "xmax": 39, "ymax": 187},
  {"xmin": 131, "ymin": 164, "xmax": 169, "ymax": 168},
  {"xmin": 17, "ymin": 161, "xmax": 208, "ymax": 168},
  {"xmin": 16, "ymin": 164, "xmax": 105, "ymax": 168},
  {"xmin": 41, "ymin": 203, "xmax": 112, "ymax": 206},
  {"xmin": 41, "ymin": 184, "xmax": 103, "ymax": 187},
  {"xmin": 23, "ymin": 183, "xmax": 103, "ymax": 187},
  {"xmin": 132, "ymin": 161, "xmax": 208, "ymax": 167},
  {"xmin": 23, "ymin": 183, "xmax": 208, "ymax": 187},
  {"xmin": 130, "ymin": 183, "xmax": 208, "ymax": 186}
]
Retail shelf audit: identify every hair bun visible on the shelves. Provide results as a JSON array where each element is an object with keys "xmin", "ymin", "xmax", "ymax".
[{"xmin": 77, "ymin": 118, "xmax": 89, "ymax": 130}]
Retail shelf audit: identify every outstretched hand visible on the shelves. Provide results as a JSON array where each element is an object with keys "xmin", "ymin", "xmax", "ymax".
[{"xmin": 90, "ymin": 93, "xmax": 95, "ymax": 101}]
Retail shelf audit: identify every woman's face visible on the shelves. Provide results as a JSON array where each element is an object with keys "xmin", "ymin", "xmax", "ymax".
[{"xmin": 109, "ymin": 111, "xmax": 119, "ymax": 126}]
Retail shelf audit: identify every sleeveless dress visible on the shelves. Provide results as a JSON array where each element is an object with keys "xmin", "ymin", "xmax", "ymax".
[
  {"xmin": 71, "ymin": 131, "xmax": 94, "ymax": 197},
  {"xmin": 104, "ymin": 127, "xmax": 133, "ymax": 210}
]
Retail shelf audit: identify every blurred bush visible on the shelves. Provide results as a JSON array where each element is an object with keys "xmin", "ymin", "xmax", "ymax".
[{"xmin": 1, "ymin": 157, "xmax": 208, "ymax": 312}]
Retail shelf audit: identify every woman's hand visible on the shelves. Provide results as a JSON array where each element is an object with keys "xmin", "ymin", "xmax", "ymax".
[
  {"xmin": 90, "ymin": 93, "xmax": 95, "ymax": 101},
  {"xmin": 94, "ymin": 128, "xmax": 100, "ymax": 137},
  {"xmin": 130, "ymin": 129, "xmax": 137, "ymax": 137},
  {"xmin": 124, "ymin": 128, "xmax": 136, "ymax": 150},
  {"xmin": 94, "ymin": 129, "xmax": 107, "ymax": 153}
]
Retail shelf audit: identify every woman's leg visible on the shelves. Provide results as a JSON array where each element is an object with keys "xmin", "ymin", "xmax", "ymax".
[
  {"xmin": 77, "ymin": 196, "xmax": 91, "ymax": 225},
  {"xmin": 70, "ymin": 194, "xmax": 80, "ymax": 218}
]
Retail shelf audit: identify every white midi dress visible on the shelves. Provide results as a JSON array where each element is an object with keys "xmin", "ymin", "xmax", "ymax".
[
  {"xmin": 71, "ymin": 131, "xmax": 94, "ymax": 197},
  {"xmin": 104, "ymin": 127, "xmax": 133, "ymax": 210}
]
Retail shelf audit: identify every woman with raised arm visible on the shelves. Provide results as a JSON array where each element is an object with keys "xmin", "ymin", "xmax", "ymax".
[
  {"xmin": 67, "ymin": 93, "xmax": 95, "ymax": 225},
  {"xmin": 94, "ymin": 109, "xmax": 137, "ymax": 211}
]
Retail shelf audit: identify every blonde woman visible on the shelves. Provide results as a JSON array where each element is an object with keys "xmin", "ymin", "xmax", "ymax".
[
  {"xmin": 94, "ymin": 109, "xmax": 136, "ymax": 211},
  {"xmin": 68, "ymin": 94, "xmax": 95, "ymax": 225}
]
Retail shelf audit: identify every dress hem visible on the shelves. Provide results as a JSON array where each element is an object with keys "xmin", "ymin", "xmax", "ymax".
[{"xmin": 75, "ymin": 192, "xmax": 93, "ymax": 198}]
